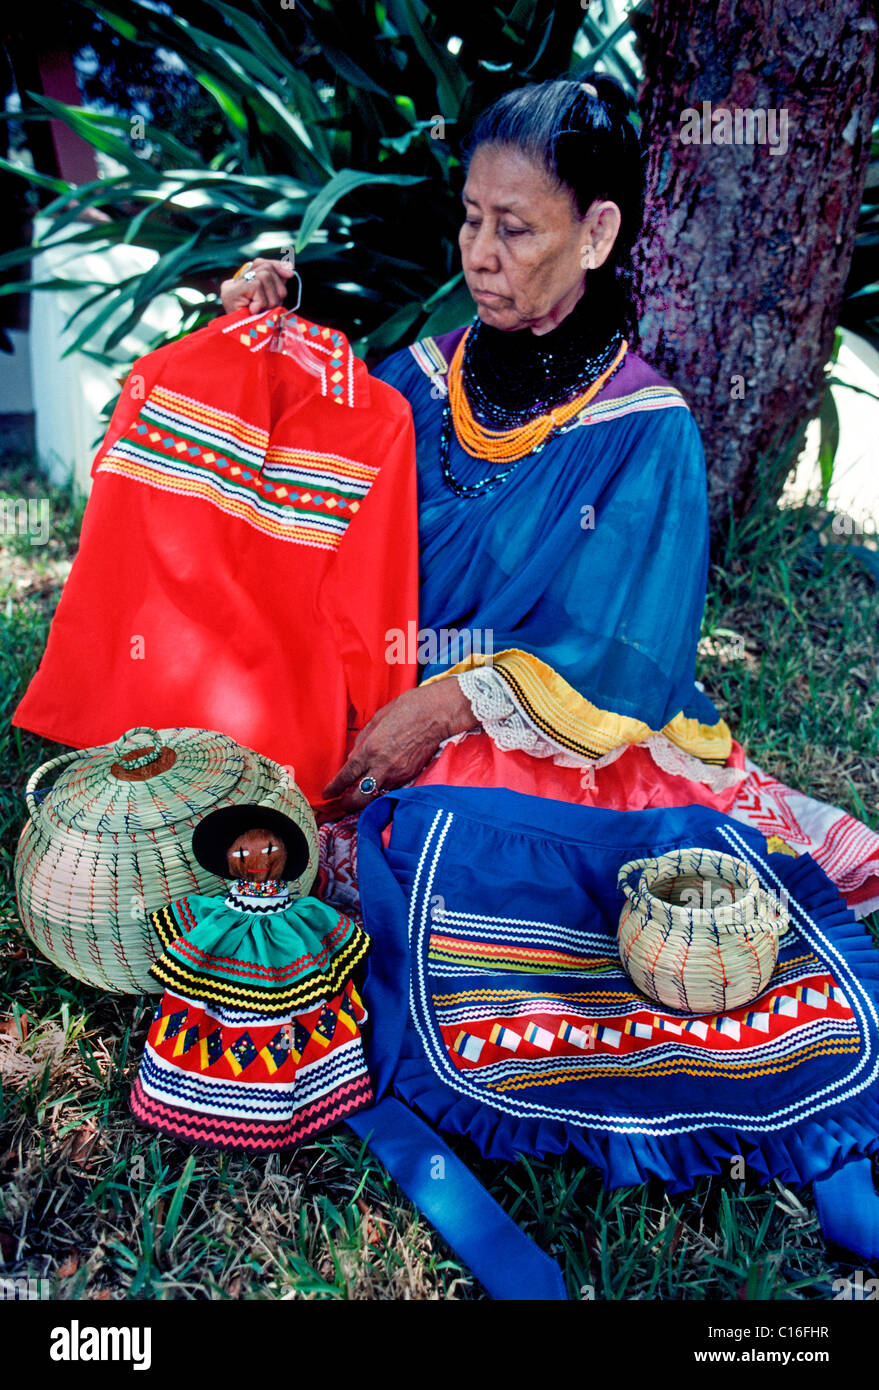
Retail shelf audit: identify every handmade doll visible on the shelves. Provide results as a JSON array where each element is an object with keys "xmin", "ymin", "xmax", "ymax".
[{"xmin": 130, "ymin": 802, "xmax": 374, "ymax": 1151}]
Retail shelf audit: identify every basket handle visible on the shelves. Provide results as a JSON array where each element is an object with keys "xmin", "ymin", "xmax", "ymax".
[
  {"xmin": 24, "ymin": 747, "xmax": 84, "ymax": 823},
  {"xmin": 111, "ymin": 727, "xmax": 164, "ymax": 770},
  {"xmin": 761, "ymin": 888, "xmax": 793, "ymax": 937}
]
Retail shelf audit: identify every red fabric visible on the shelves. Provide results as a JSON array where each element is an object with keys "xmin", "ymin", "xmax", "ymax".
[
  {"xmin": 14, "ymin": 308, "xmax": 418, "ymax": 809},
  {"xmin": 408, "ymin": 732, "xmax": 878, "ymax": 918},
  {"xmin": 413, "ymin": 731, "xmax": 747, "ymax": 814},
  {"xmin": 849, "ymin": 877, "xmax": 879, "ymax": 911}
]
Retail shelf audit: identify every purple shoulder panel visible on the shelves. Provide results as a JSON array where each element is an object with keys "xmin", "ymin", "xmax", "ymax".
[
  {"xmin": 412, "ymin": 326, "xmax": 682, "ymax": 408},
  {"xmin": 597, "ymin": 350, "xmax": 677, "ymax": 402},
  {"xmin": 429, "ymin": 324, "xmax": 469, "ymax": 368}
]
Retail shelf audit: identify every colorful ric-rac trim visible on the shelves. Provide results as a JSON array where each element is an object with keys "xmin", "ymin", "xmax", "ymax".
[
  {"xmin": 149, "ymin": 900, "xmax": 370, "ymax": 1012},
  {"xmin": 130, "ymin": 980, "xmax": 373, "ymax": 1153},
  {"xmin": 99, "ymin": 311, "xmax": 378, "ymax": 550}
]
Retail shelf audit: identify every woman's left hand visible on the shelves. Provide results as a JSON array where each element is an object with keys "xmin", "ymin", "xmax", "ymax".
[{"xmin": 318, "ymin": 679, "xmax": 478, "ymax": 823}]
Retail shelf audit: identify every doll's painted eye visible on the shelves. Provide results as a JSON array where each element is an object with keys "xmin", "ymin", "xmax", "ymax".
[
  {"xmin": 236, "ymin": 848, "xmax": 249, "ymax": 857},
  {"xmin": 263, "ymin": 843, "xmax": 277, "ymax": 853}
]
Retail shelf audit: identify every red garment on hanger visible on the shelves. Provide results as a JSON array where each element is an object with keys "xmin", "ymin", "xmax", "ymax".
[{"xmin": 14, "ymin": 307, "xmax": 419, "ymax": 809}]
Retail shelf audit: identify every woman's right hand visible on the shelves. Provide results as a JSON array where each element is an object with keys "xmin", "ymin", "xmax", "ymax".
[{"xmin": 219, "ymin": 257, "xmax": 296, "ymax": 315}]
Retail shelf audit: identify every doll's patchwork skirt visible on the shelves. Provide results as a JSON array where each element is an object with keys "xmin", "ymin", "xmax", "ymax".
[{"xmin": 130, "ymin": 892, "xmax": 374, "ymax": 1152}]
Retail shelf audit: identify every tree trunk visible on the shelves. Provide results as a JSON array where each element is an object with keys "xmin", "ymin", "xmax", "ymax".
[{"xmin": 631, "ymin": 0, "xmax": 879, "ymax": 537}]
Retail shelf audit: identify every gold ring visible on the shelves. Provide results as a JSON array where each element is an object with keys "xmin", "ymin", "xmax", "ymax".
[{"xmin": 233, "ymin": 260, "xmax": 254, "ymax": 281}]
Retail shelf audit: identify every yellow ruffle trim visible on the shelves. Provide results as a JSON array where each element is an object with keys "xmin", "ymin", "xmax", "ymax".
[{"xmin": 425, "ymin": 648, "xmax": 733, "ymax": 765}]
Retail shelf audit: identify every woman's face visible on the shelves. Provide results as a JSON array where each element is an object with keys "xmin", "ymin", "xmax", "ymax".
[{"xmin": 459, "ymin": 143, "xmax": 621, "ymax": 335}]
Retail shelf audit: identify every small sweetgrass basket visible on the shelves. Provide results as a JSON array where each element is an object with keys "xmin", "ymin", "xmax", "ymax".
[
  {"xmin": 616, "ymin": 846, "xmax": 791, "ymax": 1014},
  {"xmin": 14, "ymin": 726, "xmax": 318, "ymax": 995}
]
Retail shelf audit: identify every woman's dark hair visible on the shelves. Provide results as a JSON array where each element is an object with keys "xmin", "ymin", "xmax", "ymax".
[{"xmin": 461, "ymin": 72, "xmax": 645, "ymax": 335}]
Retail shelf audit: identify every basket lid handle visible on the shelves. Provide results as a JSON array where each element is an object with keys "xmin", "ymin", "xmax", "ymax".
[
  {"xmin": 110, "ymin": 727, "xmax": 177, "ymax": 782},
  {"xmin": 111, "ymin": 727, "xmax": 163, "ymax": 771}
]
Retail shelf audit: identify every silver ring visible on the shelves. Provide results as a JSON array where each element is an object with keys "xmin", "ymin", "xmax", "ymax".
[
  {"xmin": 358, "ymin": 775, "xmax": 379, "ymax": 797},
  {"xmin": 243, "ymin": 269, "xmax": 257, "ymax": 282}
]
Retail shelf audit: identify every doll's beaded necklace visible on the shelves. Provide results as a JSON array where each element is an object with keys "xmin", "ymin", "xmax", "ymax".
[
  {"xmin": 224, "ymin": 878, "xmax": 292, "ymax": 913},
  {"xmin": 229, "ymin": 879, "xmax": 290, "ymax": 898},
  {"xmin": 441, "ymin": 324, "xmax": 628, "ymax": 498}
]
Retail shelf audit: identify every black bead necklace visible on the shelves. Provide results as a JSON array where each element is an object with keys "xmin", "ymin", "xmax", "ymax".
[
  {"xmin": 463, "ymin": 317, "xmax": 624, "ymax": 430},
  {"xmin": 439, "ymin": 399, "xmax": 536, "ymax": 498}
]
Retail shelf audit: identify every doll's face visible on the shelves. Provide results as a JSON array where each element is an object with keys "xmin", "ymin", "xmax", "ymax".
[{"xmin": 226, "ymin": 827, "xmax": 288, "ymax": 881}]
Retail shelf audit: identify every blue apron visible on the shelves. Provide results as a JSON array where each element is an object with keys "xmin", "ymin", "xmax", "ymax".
[{"xmin": 350, "ymin": 786, "xmax": 879, "ymax": 1299}]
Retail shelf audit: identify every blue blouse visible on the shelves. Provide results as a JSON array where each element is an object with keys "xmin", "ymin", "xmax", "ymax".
[{"xmin": 372, "ymin": 332, "xmax": 722, "ymax": 734}]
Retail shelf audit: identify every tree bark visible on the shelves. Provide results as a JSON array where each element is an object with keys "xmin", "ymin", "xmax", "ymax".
[{"xmin": 632, "ymin": 0, "xmax": 879, "ymax": 537}]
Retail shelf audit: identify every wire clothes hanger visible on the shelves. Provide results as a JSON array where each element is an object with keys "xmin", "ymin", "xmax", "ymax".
[{"xmin": 224, "ymin": 254, "xmax": 325, "ymax": 384}]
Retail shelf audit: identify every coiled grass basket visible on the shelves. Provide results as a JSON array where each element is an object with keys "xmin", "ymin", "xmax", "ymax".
[
  {"xmin": 14, "ymin": 726, "xmax": 318, "ymax": 994},
  {"xmin": 616, "ymin": 846, "xmax": 791, "ymax": 1013}
]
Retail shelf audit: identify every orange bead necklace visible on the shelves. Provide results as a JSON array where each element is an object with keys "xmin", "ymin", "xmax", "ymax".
[{"xmin": 446, "ymin": 326, "xmax": 628, "ymax": 469}]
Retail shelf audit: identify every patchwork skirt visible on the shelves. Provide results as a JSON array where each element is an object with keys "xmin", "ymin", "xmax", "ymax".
[
  {"xmin": 130, "ymin": 893, "xmax": 374, "ymax": 1152},
  {"xmin": 130, "ymin": 978, "xmax": 374, "ymax": 1152}
]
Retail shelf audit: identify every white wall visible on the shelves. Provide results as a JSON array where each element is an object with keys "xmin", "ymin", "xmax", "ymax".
[
  {"xmin": 0, "ymin": 328, "xmax": 34, "ymax": 414},
  {"xmin": 783, "ymin": 329, "xmax": 879, "ymax": 532},
  {"xmin": 28, "ymin": 219, "xmax": 207, "ymax": 494}
]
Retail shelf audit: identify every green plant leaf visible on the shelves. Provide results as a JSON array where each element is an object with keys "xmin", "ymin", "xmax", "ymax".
[
  {"xmin": 27, "ymin": 94, "xmax": 161, "ymax": 178},
  {"xmin": 195, "ymin": 74, "xmax": 248, "ymax": 133},
  {"xmin": 0, "ymin": 156, "xmax": 70, "ymax": 195},
  {"xmin": 385, "ymin": 0, "xmax": 466, "ymax": 114},
  {"xmin": 295, "ymin": 169, "xmax": 425, "ymax": 252},
  {"xmin": 817, "ymin": 387, "xmax": 840, "ymax": 504}
]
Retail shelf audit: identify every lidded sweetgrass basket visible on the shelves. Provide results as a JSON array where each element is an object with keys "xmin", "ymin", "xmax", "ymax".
[
  {"xmin": 14, "ymin": 726, "xmax": 318, "ymax": 995},
  {"xmin": 616, "ymin": 847, "xmax": 791, "ymax": 1014}
]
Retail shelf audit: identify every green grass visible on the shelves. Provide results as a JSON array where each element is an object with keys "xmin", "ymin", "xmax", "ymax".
[{"xmin": 1, "ymin": 456, "xmax": 877, "ymax": 1301}]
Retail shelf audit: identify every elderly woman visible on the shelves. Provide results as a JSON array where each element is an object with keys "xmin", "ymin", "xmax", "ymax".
[{"xmin": 218, "ymin": 75, "xmax": 879, "ymax": 915}]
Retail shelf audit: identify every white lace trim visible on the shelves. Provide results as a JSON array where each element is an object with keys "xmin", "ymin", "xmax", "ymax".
[
  {"xmin": 642, "ymin": 732, "xmax": 746, "ymax": 790},
  {"xmin": 456, "ymin": 666, "xmax": 745, "ymax": 792}
]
